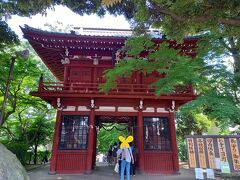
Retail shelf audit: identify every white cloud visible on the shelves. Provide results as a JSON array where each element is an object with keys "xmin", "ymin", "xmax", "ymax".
[{"xmin": 7, "ymin": 5, "xmax": 131, "ymax": 38}]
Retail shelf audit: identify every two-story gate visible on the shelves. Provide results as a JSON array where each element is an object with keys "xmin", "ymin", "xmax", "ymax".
[{"xmin": 21, "ymin": 25, "xmax": 197, "ymax": 174}]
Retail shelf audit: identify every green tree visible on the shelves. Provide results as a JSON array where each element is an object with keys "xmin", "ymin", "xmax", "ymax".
[
  {"xmin": 0, "ymin": 21, "xmax": 19, "ymax": 49},
  {"xmin": 0, "ymin": 45, "xmax": 48, "ymax": 125},
  {"xmin": 1, "ymin": 108, "xmax": 55, "ymax": 165},
  {"xmin": 0, "ymin": 44, "xmax": 55, "ymax": 165},
  {"xmin": 97, "ymin": 123, "xmax": 129, "ymax": 153},
  {"xmin": 100, "ymin": 1, "xmax": 240, "ymax": 130}
]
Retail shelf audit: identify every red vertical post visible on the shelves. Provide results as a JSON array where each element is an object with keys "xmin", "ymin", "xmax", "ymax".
[
  {"xmin": 92, "ymin": 129, "xmax": 97, "ymax": 169},
  {"xmin": 169, "ymin": 111, "xmax": 179, "ymax": 172},
  {"xmin": 93, "ymin": 67, "xmax": 97, "ymax": 83},
  {"xmin": 86, "ymin": 109, "xmax": 95, "ymax": 173},
  {"xmin": 137, "ymin": 110, "xmax": 144, "ymax": 172},
  {"xmin": 49, "ymin": 110, "xmax": 62, "ymax": 174},
  {"xmin": 63, "ymin": 65, "xmax": 69, "ymax": 84},
  {"xmin": 38, "ymin": 74, "xmax": 43, "ymax": 91}
]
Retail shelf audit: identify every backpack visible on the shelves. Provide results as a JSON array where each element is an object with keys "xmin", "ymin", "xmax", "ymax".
[{"xmin": 113, "ymin": 147, "xmax": 118, "ymax": 157}]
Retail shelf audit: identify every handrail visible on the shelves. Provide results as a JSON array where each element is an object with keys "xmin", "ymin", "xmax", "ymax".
[{"xmin": 38, "ymin": 81, "xmax": 194, "ymax": 96}]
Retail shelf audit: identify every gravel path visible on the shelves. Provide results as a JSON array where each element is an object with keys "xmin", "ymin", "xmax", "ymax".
[{"xmin": 28, "ymin": 164, "xmax": 196, "ymax": 180}]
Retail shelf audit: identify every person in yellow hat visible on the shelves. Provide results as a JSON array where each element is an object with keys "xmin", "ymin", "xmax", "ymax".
[{"xmin": 119, "ymin": 136, "xmax": 134, "ymax": 180}]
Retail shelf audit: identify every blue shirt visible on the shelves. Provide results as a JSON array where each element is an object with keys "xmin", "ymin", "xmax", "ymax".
[{"xmin": 121, "ymin": 147, "xmax": 132, "ymax": 163}]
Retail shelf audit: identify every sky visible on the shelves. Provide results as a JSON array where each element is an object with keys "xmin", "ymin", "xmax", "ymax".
[{"xmin": 7, "ymin": 5, "xmax": 131, "ymax": 38}]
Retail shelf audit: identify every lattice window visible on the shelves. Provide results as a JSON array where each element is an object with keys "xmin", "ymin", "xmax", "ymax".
[
  {"xmin": 144, "ymin": 117, "xmax": 171, "ymax": 151},
  {"xmin": 59, "ymin": 115, "xmax": 88, "ymax": 150}
]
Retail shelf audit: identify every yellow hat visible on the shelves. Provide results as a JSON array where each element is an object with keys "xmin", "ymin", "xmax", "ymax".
[{"xmin": 119, "ymin": 135, "xmax": 133, "ymax": 149}]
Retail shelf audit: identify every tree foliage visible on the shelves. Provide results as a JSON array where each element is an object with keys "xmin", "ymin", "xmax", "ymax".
[
  {"xmin": 0, "ymin": 21, "xmax": 19, "ymax": 48},
  {"xmin": 2, "ymin": 1, "xmax": 238, "ymax": 70},
  {"xmin": 101, "ymin": 36, "xmax": 203, "ymax": 95},
  {"xmin": 175, "ymin": 110, "xmax": 213, "ymax": 161},
  {"xmin": 100, "ymin": 1, "xmax": 240, "ymax": 132},
  {"xmin": 0, "ymin": 44, "xmax": 49, "ymax": 125},
  {"xmin": 0, "ymin": 44, "xmax": 55, "ymax": 164},
  {"xmin": 97, "ymin": 123, "xmax": 129, "ymax": 153},
  {"xmin": 1, "ymin": 108, "xmax": 55, "ymax": 165}
]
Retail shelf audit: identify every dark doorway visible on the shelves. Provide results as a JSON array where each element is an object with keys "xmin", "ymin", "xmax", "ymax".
[{"xmin": 94, "ymin": 116, "xmax": 138, "ymax": 167}]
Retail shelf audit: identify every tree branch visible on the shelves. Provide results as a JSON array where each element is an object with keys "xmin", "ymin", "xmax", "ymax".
[
  {"xmin": 28, "ymin": 124, "xmax": 42, "ymax": 144},
  {"xmin": 148, "ymin": 0, "xmax": 240, "ymax": 27},
  {"xmin": 219, "ymin": 18, "xmax": 240, "ymax": 27},
  {"xmin": 27, "ymin": 110, "xmax": 50, "ymax": 144},
  {"xmin": 16, "ymin": 108, "xmax": 31, "ymax": 143},
  {"xmin": 1, "ymin": 126, "xmax": 16, "ymax": 141},
  {"xmin": 155, "ymin": 8, "xmax": 184, "ymax": 22},
  {"xmin": 228, "ymin": 37, "xmax": 235, "ymax": 48},
  {"xmin": 219, "ymin": 38, "xmax": 232, "ymax": 52},
  {"xmin": 2, "ymin": 76, "xmax": 25, "ymax": 125},
  {"xmin": 233, "ymin": 89, "xmax": 240, "ymax": 104}
]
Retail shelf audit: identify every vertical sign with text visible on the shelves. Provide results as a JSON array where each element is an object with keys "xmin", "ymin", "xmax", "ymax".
[
  {"xmin": 206, "ymin": 138, "xmax": 216, "ymax": 169},
  {"xmin": 197, "ymin": 138, "xmax": 207, "ymax": 168},
  {"xmin": 187, "ymin": 138, "xmax": 196, "ymax": 168},
  {"xmin": 217, "ymin": 138, "xmax": 227, "ymax": 162},
  {"xmin": 229, "ymin": 138, "xmax": 240, "ymax": 171}
]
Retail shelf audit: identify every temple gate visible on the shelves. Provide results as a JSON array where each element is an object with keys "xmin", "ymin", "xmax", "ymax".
[{"xmin": 21, "ymin": 25, "xmax": 197, "ymax": 174}]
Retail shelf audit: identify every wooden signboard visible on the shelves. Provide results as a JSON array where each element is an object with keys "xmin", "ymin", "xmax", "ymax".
[
  {"xmin": 229, "ymin": 138, "xmax": 240, "ymax": 171},
  {"xmin": 186, "ymin": 135, "xmax": 240, "ymax": 172},
  {"xmin": 206, "ymin": 138, "xmax": 216, "ymax": 169},
  {"xmin": 187, "ymin": 138, "xmax": 196, "ymax": 168},
  {"xmin": 197, "ymin": 138, "xmax": 206, "ymax": 168},
  {"xmin": 217, "ymin": 138, "xmax": 227, "ymax": 162}
]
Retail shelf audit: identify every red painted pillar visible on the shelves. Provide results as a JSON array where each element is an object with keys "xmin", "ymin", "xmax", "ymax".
[
  {"xmin": 169, "ymin": 111, "xmax": 179, "ymax": 172},
  {"xmin": 63, "ymin": 65, "xmax": 69, "ymax": 84},
  {"xmin": 92, "ymin": 129, "xmax": 97, "ymax": 169},
  {"xmin": 93, "ymin": 66, "xmax": 97, "ymax": 83},
  {"xmin": 137, "ymin": 110, "xmax": 144, "ymax": 172},
  {"xmin": 49, "ymin": 110, "xmax": 62, "ymax": 174},
  {"xmin": 38, "ymin": 74, "xmax": 43, "ymax": 91},
  {"xmin": 86, "ymin": 109, "xmax": 95, "ymax": 173}
]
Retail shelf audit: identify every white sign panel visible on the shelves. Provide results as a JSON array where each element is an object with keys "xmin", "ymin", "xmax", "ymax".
[
  {"xmin": 215, "ymin": 158, "xmax": 221, "ymax": 169},
  {"xmin": 195, "ymin": 168, "xmax": 204, "ymax": 179},
  {"xmin": 206, "ymin": 168, "xmax": 215, "ymax": 179},
  {"xmin": 221, "ymin": 161, "xmax": 230, "ymax": 174}
]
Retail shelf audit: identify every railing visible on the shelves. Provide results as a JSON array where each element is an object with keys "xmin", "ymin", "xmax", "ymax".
[{"xmin": 38, "ymin": 81, "xmax": 194, "ymax": 97}]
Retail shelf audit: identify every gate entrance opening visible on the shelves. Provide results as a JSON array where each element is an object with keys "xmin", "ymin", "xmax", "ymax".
[{"xmin": 94, "ymin": 116, "xmax": 138, "ymax": 168}]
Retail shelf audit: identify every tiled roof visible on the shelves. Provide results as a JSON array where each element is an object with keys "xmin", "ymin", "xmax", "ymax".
[
  {"xmin": 71, "ymin": 27, "xmax": 163, "ymax": 38},
  {"xmin": 22, "ymin": 25, "xmax": 163, "ymax": 38},
  {"xmin": 22, "ymin": 25, "xmax": 201, "ymax": 40},
  {"xmin": 72, "ymin": 27, "xmax": 133, "ymax": 37}
]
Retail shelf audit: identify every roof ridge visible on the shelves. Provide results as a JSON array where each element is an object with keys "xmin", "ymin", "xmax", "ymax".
[{"xmin": 74, "ymin": 27, "xmax": 132, "ymax": 32}]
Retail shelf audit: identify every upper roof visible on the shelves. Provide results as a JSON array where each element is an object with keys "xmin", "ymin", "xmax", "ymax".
[
  {"xmin": 21, "ymin": 25, "xmax": 198, "ymax": 81},
  {"xmin": 22, "ymin": 25, "xmax": 165, "ymax": 38},
  {"xmin": 70, "ymin": 27, "xmax": 133, "ymax": 37}
]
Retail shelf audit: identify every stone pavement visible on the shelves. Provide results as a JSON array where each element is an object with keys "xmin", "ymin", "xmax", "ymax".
[{"xmin": 28, "ymin": 164, "xmax": 196, "ymax": 180}]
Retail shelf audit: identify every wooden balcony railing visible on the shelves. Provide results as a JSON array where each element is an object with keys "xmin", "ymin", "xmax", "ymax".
[{"xmin": 37, "ymin": 81, "xmax": 195, "ymax": 97}]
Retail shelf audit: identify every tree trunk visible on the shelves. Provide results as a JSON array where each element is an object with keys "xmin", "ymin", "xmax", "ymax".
[
  {"xmin": 33, "ymin": 140, "xmax": 38, "ymax": 165},
  {"xmin": 33, "ymin": 132, "xmax": 41, "ymax": 165},
  {"xmin": 233, "ymin": 53, "xmax": 240, "ymax": 73},
  {"xmin": 28, "ymin": 153, "xmax": 32, "ymax": 165}
]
